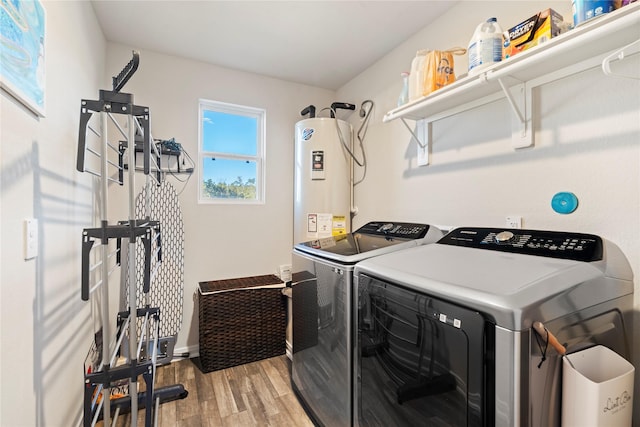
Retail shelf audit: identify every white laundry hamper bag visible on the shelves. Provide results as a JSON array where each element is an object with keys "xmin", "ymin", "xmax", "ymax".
[{"xmin": 562, "ymin": 345, "xmax": 634, "ymax": 427}]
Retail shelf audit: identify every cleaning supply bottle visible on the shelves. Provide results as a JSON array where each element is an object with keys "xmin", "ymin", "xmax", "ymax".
[
  {"xmin": 409, "ymin": 50, "xmax": 428, "ymax": 101},
  {"xmin": 397, "ymin": 71, "xmax": 410, "ymax": 107},
  {"xmin": 467, "ymin": 17, "xmax": 503, "ymax": 75}
]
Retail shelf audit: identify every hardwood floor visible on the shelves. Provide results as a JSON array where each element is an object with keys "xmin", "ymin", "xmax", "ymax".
[{"xmin": 109, "ymin": 355, "xmax": 314, "ymax": 426}]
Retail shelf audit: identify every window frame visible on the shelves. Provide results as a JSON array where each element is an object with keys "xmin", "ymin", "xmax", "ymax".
[{"xmin": 198, "ymin": 99, "xmax": 266, "ymax": 205}]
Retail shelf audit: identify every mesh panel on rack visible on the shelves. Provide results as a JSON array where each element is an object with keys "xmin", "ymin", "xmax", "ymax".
[{"xmin": 123, "ymin": 181, "xmax": 185, "ymax": 337}]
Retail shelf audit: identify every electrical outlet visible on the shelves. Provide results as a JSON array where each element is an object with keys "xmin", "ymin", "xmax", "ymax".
[
  {"xmin": 279, "ymin": 264, "xmax": 292, "ymax": 282},
  {"xmin": 506, "ymin": 216, "xmax": 522, "ymax": 229}
]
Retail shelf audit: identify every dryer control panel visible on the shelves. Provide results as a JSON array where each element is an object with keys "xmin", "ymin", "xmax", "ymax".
[
  {"xmin": 439, "ymin": 227, "xmax": 603, "ymax": 261},
  {"xmin": 355, "ymin": 221, "xmax": 430, "ymax": 240}
]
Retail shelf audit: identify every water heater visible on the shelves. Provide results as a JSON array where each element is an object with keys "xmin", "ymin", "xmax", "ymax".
[{"xmin": 294, "ymin": 117, "xmax": 352, "ymax": 244}]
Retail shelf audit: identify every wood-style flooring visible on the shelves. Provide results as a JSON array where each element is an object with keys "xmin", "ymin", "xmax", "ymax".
[{"xmin": 108, "ymin": 355, "xmax": 314, "ymax": 427}]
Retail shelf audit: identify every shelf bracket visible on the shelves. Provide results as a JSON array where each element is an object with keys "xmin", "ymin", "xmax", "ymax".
[
  {"xmin": 602, "ymin": 38, "xmax": 640, "ymax": 80},
  {"xmin": 400, "ymin": 117, "xmax": 427, "ymax": 149},
  {"xmin": 400, "ymin": 117, "xmax": 430, "ymax": 166},
  {"xmin": 497, "ymin": 78, "xmax": 532, "ymax": 149}
]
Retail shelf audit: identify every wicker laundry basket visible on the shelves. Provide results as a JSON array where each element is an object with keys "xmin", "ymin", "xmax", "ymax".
[{"xmin": 198, "ymin": 275, "xmax": 286, "ymax": 373}]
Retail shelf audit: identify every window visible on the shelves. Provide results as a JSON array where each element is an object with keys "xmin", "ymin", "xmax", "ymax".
[{"xmin": 198, "ymin": 99, "xmax": 266, "ymax": 204}]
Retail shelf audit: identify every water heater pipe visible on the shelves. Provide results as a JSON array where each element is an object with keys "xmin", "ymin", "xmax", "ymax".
[
  {"xmin": 300, "ymin": 105, "xmax": 316, "ymax": 118},
  {"xmin": 351, "ymin": 100, "xmax": 374, "ymax": 218},
  {"xmin": 330, "ymin": 102, "xmax": 356, "ymax": 118}
]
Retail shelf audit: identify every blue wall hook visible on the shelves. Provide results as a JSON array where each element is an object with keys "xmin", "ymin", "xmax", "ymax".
[{"xmin": 551, "ymin": 192, "xmax": 579, "ymax": 214}]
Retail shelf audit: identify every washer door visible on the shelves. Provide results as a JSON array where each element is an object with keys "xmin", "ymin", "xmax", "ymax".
[
  {"xmin": 356, "ymin": 274, "xmax": 495, "ymax": 426},
  {"xmin": 292, "ymin": 251, "xmax": 352, "ymax": 427}
]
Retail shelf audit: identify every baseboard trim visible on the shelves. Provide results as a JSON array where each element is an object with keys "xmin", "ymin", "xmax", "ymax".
[{"xmin": 171, "ymin": 344, "xmax": 199, "ymax": 362}]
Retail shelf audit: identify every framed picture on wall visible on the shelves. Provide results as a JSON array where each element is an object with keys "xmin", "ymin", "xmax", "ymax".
[{"xmin": 0, "ymin": 0, "xmax": 46, "ymax": 117}]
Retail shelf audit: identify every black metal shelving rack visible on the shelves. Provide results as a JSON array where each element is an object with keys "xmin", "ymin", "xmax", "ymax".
[{"xmin": 77, "ymin": 52, "xmax": 186, "ymax": 427}]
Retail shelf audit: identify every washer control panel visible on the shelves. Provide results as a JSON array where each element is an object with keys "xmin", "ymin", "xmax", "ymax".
[
  {"xmin": 355, "ymin": 221, "xmax": 430, "ymax": 240},
  {"xmin": 439, "ymin": 227, "xmax": 603, "ymax": 261}
]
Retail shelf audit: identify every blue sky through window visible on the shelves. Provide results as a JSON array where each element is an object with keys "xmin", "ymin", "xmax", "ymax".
[
  {"xmin": 201, "ymin": 109, "xmax": 258, "ymax": 185},
  {"xmin": 202, "ymin": 110, "xmax": 257, "ymax": 155}
]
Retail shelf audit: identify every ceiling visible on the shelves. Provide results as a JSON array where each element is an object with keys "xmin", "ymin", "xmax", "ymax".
[{"xmin": 91, "ymin": 1, "xmax": 457, "ymax": 90}]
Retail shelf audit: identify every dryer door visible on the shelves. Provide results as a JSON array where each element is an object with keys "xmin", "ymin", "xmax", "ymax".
[{"xmin": 356, "ymin": 274, "xmax": 495, "ymax": 426}]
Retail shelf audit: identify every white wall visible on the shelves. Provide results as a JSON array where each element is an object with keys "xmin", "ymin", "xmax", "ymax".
[
  {"xmin": 339, "ymin": 0, "xmax": 639, "ymax": 297},
  {"xmin": 2, "ymin": 2, "xmax": 638, "ymax": 425},
  {"xmin": 338, "ymin": 0, "xmax": 640, "ymax": 419},
  {"xmin": 104, "ymin": 43, "xmax": 336, "ymax": 355},
  {"xmin": 0, "ymin": 2, "xmax": 106, "ymax": 426}
]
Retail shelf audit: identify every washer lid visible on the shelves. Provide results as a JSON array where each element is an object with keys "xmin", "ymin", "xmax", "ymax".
[
  {"xmin": 354, "ymin": 227, "xmax": 633, "ymax": 330},
  {"xmin": 294, "ymin": 221, "xmax": 443, "ymax": 264}
]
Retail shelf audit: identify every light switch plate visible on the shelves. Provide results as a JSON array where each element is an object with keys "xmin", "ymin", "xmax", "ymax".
[{"xmin": 24, "ymin": 218, "xmax": 38, "ymax": 260}]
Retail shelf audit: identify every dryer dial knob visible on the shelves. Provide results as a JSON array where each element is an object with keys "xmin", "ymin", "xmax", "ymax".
[
  {"xmin": 380, "ymin": 223, "xmax": 394, "ymax": 232},
  {"xmin": 495, "ymin": 231, "xmax": 515, "ymax": 243}
]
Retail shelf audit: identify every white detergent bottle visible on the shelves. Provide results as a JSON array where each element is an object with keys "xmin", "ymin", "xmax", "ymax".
[
  {"xmin": 468, "ymin": 17, "xmax": 503, "ymax": 76},
  {"xmin": 408, "ymin": 50, "xmax": 428, "ymax": 101}
]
